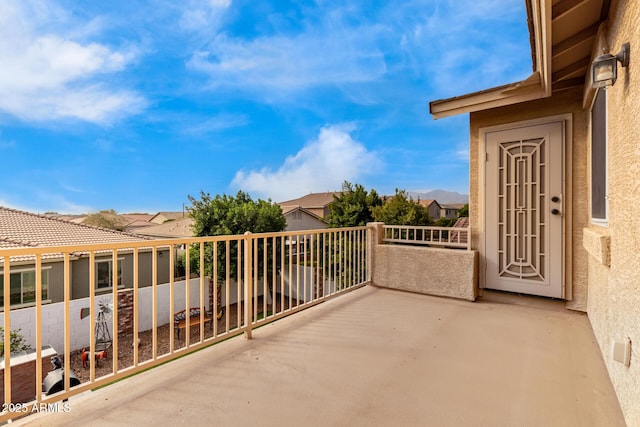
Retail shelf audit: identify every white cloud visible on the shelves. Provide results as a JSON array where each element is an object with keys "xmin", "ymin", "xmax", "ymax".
[
  {"xmin": 179, "ymin": 0, "xmax": 232, "ymax": 32},
  {"xmin": 232, "ymin": 124, "xmax": 381, "ymax": 201},
  {"xmin": 395, "ymin": 0, "xmax": 530, "ymax": 96},
  {"xmin": 454, "ymin": 142, "xmax": 470, "ymax": 162},
  {"xmin": 0, "ymin": 0, "xmax": 145, "ymax": 124},
  {"xmin": 187, "ymin": 11, "xmax": 387, "ymax": 94}
]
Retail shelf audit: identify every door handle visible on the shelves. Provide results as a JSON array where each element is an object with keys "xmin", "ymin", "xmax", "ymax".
[{"xmin": 551, "ymin": 208, "xmax": 561, "ymax": 216}]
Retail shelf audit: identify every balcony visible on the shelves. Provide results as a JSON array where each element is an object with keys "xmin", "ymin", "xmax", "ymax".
[{"xmin": 0, "ymin": 225, "xmax": 626, "ymax": 425}]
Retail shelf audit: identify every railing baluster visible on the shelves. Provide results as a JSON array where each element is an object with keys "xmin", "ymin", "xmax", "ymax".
[
  {"xmin": 152, "ymin": 247, "xmax": 158, "ymax": 360},
  {"xmin": 169, "ymin": 244, "xmax": 175, "ymax": 354},
  {"xmin": 35, "ymin": 255, "xmax": 42, "ymax": 404},
  {"xmin": 64, "ymin": 252, "xmax": 71, "ymax": 393},
  {"xmin": 133, "ymin": 248, "xmax": 139, "ymax": 367},
  {"xmin": 89, "ymin": 251, "xmax": 96, "ymax": 382},
  {"xmin": 213, "ymin": 242, "xmax": 218, "ymax": 337},
  {"xmin": 199, "ymin": 242, "xmax": 205, "ymax": 344},
  {"xmin": 185, "ymin": 244, "xmax": 191, "ymax": 348},
  {"xmin": 3, "ymin": 257, "xmax": 11, "ymax": 406},
  {"xmin": 225, "ymin": 240, "xmax": 230, "ymax": 334}
]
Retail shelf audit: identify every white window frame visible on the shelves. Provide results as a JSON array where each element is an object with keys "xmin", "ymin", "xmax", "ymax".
[
  {"xmin": 0, "ymin": 266, "xmax": 52, "ymax": 308},
  {"xmin": 95, "ymin": 257, "xmax": 125, "ymax": 290},
  {"xmin": 590, "ymin": 88, "xmax": 608, "ymax": 226}
]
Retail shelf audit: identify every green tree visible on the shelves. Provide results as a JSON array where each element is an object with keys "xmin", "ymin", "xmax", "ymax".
[
  {"xmin": 458, "ymin": 203, "xmax": 469, "ymax": 217},
  {"xmin": 83, "ymin": 209, "xmax": 126, "ymax": 231},
  {"xmin": 434, "ymin": 217, "xmax": 457, "ymax": 227},
  {"xmin": 371, "ymin": 189, "xmax": 432, "ymax": 225},
  {"xmin": 326, "ymin": 181, "xmax": 382, "ymax": 227},
  {"xmin": 187, "ymin": 190, "xmax": 287, "ymax": 279}
]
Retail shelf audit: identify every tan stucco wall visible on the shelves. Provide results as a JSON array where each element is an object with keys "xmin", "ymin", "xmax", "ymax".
[
  {"xmin": 368, "ymin": 223, "xmax": 477, "ymax": 301},
  {"xmin": 469, "ymin": 87, "xmax": 590, "ymax": 311},
  {"xmin": 372, "ymin": 245, "xmax": 477, "ymax": 301},
  {"xmin": 583, "ymin": 1, "xmax": 640, "ymax": 424}
]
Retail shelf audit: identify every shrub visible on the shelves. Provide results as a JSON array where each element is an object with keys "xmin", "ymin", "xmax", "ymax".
[{"xmin": 0, "ymin": 327, "xmax": 31, "ymax": 356}]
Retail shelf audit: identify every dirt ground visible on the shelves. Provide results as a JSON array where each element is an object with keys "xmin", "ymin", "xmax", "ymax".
[{"xmin": 63, "ymin": 297, "xmax": 296, "ymax": 384}]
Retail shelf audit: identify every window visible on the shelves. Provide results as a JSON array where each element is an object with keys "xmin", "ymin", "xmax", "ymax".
[
  {"xmin": 0, "ymin": 268, "xmax": 49, "ymax": 307},
  {"xmin": 591, "ymin": 89, "xmax": 608, "ymax": 223},
  {"xmin": 96, "ymin": 258, "xmax": 123, "ymax": 289}
]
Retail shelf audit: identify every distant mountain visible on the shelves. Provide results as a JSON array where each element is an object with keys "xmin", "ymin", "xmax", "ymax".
[{"xmin": 407, "ymin": 190, "xmax": 468, "ymax": 204}]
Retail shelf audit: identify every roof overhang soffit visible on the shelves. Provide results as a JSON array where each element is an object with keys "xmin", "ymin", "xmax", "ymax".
[{"xmin": 429, "ymin": 0, "xmax": 552, "ymax": 119}]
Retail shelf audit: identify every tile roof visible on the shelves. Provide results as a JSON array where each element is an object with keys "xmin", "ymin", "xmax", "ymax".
[
  {"xmin": 0, "ymin": 207, "xmax": 151, "ymax": 248},
  {"xmin": 278, "ymin": 192, "xmax": 339, "ymax": 208},
  {"xmin": 135, "ymin": 217, "xmax": 195, "ymax": 238},
  {"xmin": 149, "ymin": 212, "xmax": 186, "ymax": 224}
]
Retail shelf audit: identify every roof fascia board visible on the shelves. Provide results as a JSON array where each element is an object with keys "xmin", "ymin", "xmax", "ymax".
[{"xmin": 429, "ymin": 0, "xmax": 552, "ymax": 119}]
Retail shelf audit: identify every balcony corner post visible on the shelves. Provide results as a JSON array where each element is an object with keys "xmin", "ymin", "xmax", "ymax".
[{"xmin": 367, "ymin": 222, "xmax": 385, "ymax": 284}]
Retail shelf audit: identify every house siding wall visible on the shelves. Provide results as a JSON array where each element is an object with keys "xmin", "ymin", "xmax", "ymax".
[
  {"xmin": 469, "ymin": 87, "xmax": 589, "ymax": 311},
  {"xmin": 583, "ymin": 1, "xmax": 640, "ymax": 424},
  {"xmin": 71, "ymin": 250, "xmax": 171, "ymax": 300},
  {"xmin": 284, "ymin": 212, "xmax": 327, "ymax": 231}
]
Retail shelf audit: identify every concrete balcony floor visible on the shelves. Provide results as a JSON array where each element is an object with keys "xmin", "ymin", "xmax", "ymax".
[{"xmin": 20, "ymin": 285, "xmax": 625, "ymax": 426}]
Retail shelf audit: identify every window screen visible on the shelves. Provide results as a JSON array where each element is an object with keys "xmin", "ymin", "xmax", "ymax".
[{"xmin": 591, "ymin": 89, "xmax": 607, "ymax": 221}]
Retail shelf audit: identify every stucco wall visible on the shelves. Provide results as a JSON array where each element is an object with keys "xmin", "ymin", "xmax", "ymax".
[
  {"xmin": 583, "ymin": 1, "xmax": 640, "ymax": 424},
  {"xmin": 372, "ymin": 244, "xmax": 477, "ymax": 301},
  {"xmin": 0, "ymin": 279, "xmax": 205, "ymax": 353},
  {"xmin": 469, "ymin": 87, "xmax": 590, "ymax": 311},
  {"xmin": 369, "ymin": 221, "xmax": 477, "ymax": 301}
]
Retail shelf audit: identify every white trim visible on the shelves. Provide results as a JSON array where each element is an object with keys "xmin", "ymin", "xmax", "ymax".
[
  {"xmin": 0, "ymin": 265, "xmax": 53, "ymax": 274},
  {"xmin": 0, "ymin": 300, "xmax": 52, "ymax": 312},
  {"xmin": 94, "ymin": 257, "xmax": 125, "ymax": 289},
  {"xmin": 0, "ymin": 266, "xmax": 52, "ymax": 307}
]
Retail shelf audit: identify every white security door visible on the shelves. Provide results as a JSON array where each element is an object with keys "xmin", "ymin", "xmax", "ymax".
[{"xmin": 485, "ymin": 122, "xmax": 564, "ymax": 298}]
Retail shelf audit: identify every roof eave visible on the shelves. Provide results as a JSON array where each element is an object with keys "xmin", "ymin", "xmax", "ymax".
[{"xmin": 429, "ymin": 0, "xmax": 552, "ymax": 119}]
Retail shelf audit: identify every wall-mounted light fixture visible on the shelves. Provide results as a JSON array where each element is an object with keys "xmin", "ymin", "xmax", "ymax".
[{"xmin": 591, "ymin": 42, "xmax": 630, "ymax": 89}]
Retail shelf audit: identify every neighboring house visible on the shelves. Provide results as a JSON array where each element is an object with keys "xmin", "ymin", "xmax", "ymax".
[
  {"xmin": 417, "ymin": 199, "xmax": 441, "ymax": 220},
  {"xmin": 278, "ymin": 192, "xmax": 339, "ymax": 226},
  {"xmin": 135, "ymin": 217, "xmax": 195, "ymax": 239},
  {"xmin": 430, "ymin": 1, "xmax": 639, "ymax": 423},
  {"xmin": 149, "ymin": 211, "xmax": 187, "ymax": 224},
  {"xmin": 439, "ymin": 204, "xmax": 462, "ymax": 219},
  {"xmin": 280, "ymin": 206, "xmax": 328, "ymax": 232},
  {"xmin": 0, "ymin": 207, "xmax": 170, "ymax": 307},
  {"xmin": 121, "ymin": 213, "xmax": 155, "ymax": 233}
]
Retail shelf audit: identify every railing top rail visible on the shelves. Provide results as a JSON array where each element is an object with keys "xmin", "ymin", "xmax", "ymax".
[{"xmin": 0, "ymin": 226, "xmax": 370, "ymax": 259}]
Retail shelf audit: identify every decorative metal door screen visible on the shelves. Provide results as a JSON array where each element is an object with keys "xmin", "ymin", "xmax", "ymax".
[
  {"xmin": 497, "ymin": 138, "xmax": 546, "ymax": 281},
  {"xmin": 485, "ymin": 122, "xmax": 563, "ymax": 298}
]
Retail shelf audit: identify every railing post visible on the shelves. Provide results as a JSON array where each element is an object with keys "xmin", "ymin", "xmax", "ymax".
[
  {"xmin": 244, "ymin": 231, "xmax": 253, "ymax": 340},
  {"xmin": 367, "ymin": 222, "xmax": 384, "ymax": 285}
]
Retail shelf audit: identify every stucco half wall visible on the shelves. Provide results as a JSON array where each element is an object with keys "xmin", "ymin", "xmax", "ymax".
[
  {"xmin": 368, "ymin": 222, "xmax": 477, "ymax": 301},
  {"xmin": 372, "ymin": 244, "xmax": 477, "ymax": 301}
]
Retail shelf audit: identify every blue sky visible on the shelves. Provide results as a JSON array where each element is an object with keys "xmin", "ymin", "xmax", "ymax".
[{"xmin": 0, "ymin": 0, "xmax": 531, "ymax": 214}]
